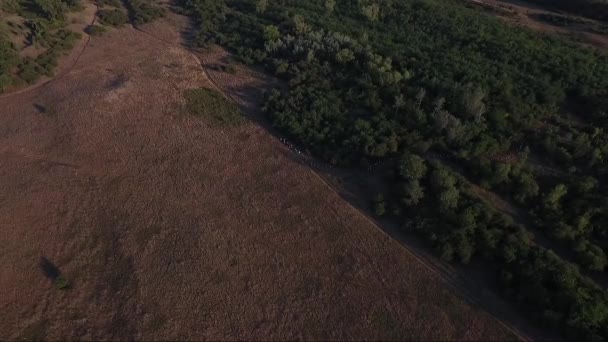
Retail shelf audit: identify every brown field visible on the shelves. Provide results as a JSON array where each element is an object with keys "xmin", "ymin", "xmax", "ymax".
[{"xmin": 0, "ymin": 14, "xmax": 519, "ymax": 341}]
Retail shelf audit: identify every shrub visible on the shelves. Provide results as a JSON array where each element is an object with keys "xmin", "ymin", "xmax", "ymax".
[
  {"xmin": 55, "ymin": 276, "xmax": 71, "ymax": 290},
  {"xmin": 98, "ymin": 9, "xmax": 128, "ymax": 26},
  {"xmin": 183, "ymin": 88, "xmax": 243, "ymax": 126},
  {"xmin": 84, "ymin": 24, "xmax": 106, "ymax": 36}
]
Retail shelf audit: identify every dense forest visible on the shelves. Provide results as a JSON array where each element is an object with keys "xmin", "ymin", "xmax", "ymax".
[
  {"xmin": 0, "ymin": 0, "xmax": 83, "ymax": 92},
  {"xmin": 177, "ymin": 0, "xmax": 608, "ymax": 339}
]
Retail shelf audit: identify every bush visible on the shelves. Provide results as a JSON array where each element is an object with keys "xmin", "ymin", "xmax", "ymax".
[
  {"xmin": 54, "ymin": 276, "xmax": 71, "ymax": 290},
  {"xmin": 124, "ymin": 0, "xmax": 165, "ymax": 25},
  {"xmin": 84, "ymin": 24, "xmax": 106, "ymax": 36},
  {"xmin": 183, "ymin": 88, "xmax": 243, "ymax": 126},
  {"xmin": 98, "ymin": 9, "xmax": 128, "ymax": 26}
]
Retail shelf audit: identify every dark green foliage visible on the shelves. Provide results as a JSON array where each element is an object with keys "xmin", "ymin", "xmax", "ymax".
[
  {"xmin": 84, "ymin": 24, "xmax": 107, "ymax": 36},
  {"xmin": 54, "ymin": 276, "xmax": 71, "ymax": 290},
  {"xmin": 0, "ymin": 41, "xmax": 19, "ymax": 91},
  {"xmin": 176, "ymin": 0, "xmax": 608, "ymax": 339},
  {"xmin": 123, "ymin": 0, "xmax": 165, "ymax": 25},
  {"xmin": 97, "ymin": 0, "xmax": 121, "ymax": 8},
  {"xmin": 0, "ymin": 1, "xmax": 83, "ymax": 90},
  {"xmin": 98, "ymin": 8, "xmax": 128, "ymax": 26},
  {"xmin": 183, "ymin": 88, "xmax": 243, "ymax": 125},
  {"xmin": 176, "ymin": 0, "xmax": 226, "ymax": 45},
  {"xmin": 372, "ymin": 194, "xmax": 387, "ymax": 216}
]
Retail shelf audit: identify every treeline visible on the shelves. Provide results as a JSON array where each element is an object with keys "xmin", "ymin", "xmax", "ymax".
[{"xmin": 177, "ymin": 0, "xmax": 608, "ymax": 339}]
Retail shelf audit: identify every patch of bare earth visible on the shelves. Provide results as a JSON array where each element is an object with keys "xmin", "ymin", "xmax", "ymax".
[{"xmin": 0, "ymin": 20, "xmax": 517, "ymax": 341}]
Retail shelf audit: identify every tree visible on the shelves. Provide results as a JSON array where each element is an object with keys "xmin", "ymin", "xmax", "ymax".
[
  {"xmin": 34, "ymin": 0, "xmax": 65, "ymax": 21},
  {"xmin": 432, "ymin": 97, "xmax": 445, "ymax": 116},
  {"xmin": 373, "ymin": 194, "xmax": 387, "ymax": 216},
  {"xmin": 576, "ymin": 176, "xmax": 598, "ymax": 194},
  {"xmin": 399, "ymin": 153, "xmax": 427, "ymax": 180},
  {"xmin": 293, "ymin": 15, "xmax": 308, "ymax": 34},
  {"xmin": 361, "ymin": 3, "xmax": 380, "ymax": 21},
  {"xmin": 462, "ymin": 84, "xmax": 487, "ymax": 123},
  {"xmin": 545, "ymin": 184, "xmax": 568, "ymax": 209},
  {"xmin": 513, "ymin": 172, "xmax": 539, "ymax": 203},
  {"xmin": 26, "ymin": 19, "xmax": 49, "ymax": 45},
  {"xmin": 402, "ymin": 180, "xmax": 425, "ymax": 206},
  {"xmin": 256, "ymin": 0, "xmax": 268, "ymax": 13},
  {"xmin": 325, "ymin": 0, "xmax": 336, "ymax": 13},
  {"xmin": 431, "ymin": 168, "xmax": 456, "ymax": 191},
  {"xmin": 336, "ymin": 48, "xmax": 355, "ymax": 64},
  {"xmin": 393, "ymin": 94, "xmax": 405, "ymax": 114},
  {"xmin": 415, "ymin": 88, "xmax": 426, "ymax": 110},
  {"xmin": 438, "ymin": 187, "xmax": 459, "ymax": 212},
  {"xmin": 574, "ymin": 240, "xmax": 607, "ymax": 271},
  {"xmin": 263, "ymin": 25, "xmax": 280, "ymax": 42},
  {"xmin": 455, "ymin": 232, "xmax": 474, "ymax": 264}
]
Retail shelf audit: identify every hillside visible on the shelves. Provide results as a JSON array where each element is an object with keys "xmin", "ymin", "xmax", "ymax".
[
  {"xmin": 2, "ymin": 0, "xmax": 608, "ymax": 339},
  {"xmin": 0, "ymin": 3, "xmax": 519, "ymax": 340},
  {"xmin": 177, "ymin": 0, "xmax": 608, "ymax": 339}
]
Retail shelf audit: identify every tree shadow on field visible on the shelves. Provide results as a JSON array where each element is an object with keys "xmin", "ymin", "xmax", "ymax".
[
  {"xmin": 39, "ymin": 256, "xmax": 61, "ymax": 281},
  {"xmin": 33, "ymin": 103, "xmax": 47, "ymax": 114}
]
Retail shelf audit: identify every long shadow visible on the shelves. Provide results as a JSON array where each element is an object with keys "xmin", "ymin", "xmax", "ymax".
[{"xmin": 39, "ymin": 257, "xmax": 61, "ymax": 281}]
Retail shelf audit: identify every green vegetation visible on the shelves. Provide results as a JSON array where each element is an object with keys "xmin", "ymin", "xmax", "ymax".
[
  {"xmin": 98, "ymin": 8, "xmax": 128, "ymax": 26},
  {"xmin": 183, "ymin": 88, "xmax": 243, "ymax": 126},
  {"xmin": 84, "ymin": 24, "xmax": 107, "ymax": 36},
  {"xmin": 178, "ymin": 0, "xmax": 608, "ymax": 339},
  {"xmin": 0, "ymin": 0, "xmax": 85, "ymax": 92},
  {"xmin": 54, "ymin": 275, "xmax": 71, "ymax": 290},
  {"xmin": 0, "ymin": 41, "xmax": 20, "ymax": 91},
  {"xmin": 123, "ymin": 0, "xmax": 165, "ymax": 25}
]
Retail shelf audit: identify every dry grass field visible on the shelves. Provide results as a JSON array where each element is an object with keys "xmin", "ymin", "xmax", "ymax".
[{"xmin": 0, "ymin": 16, "xmax": 518, "ymax": 340}]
